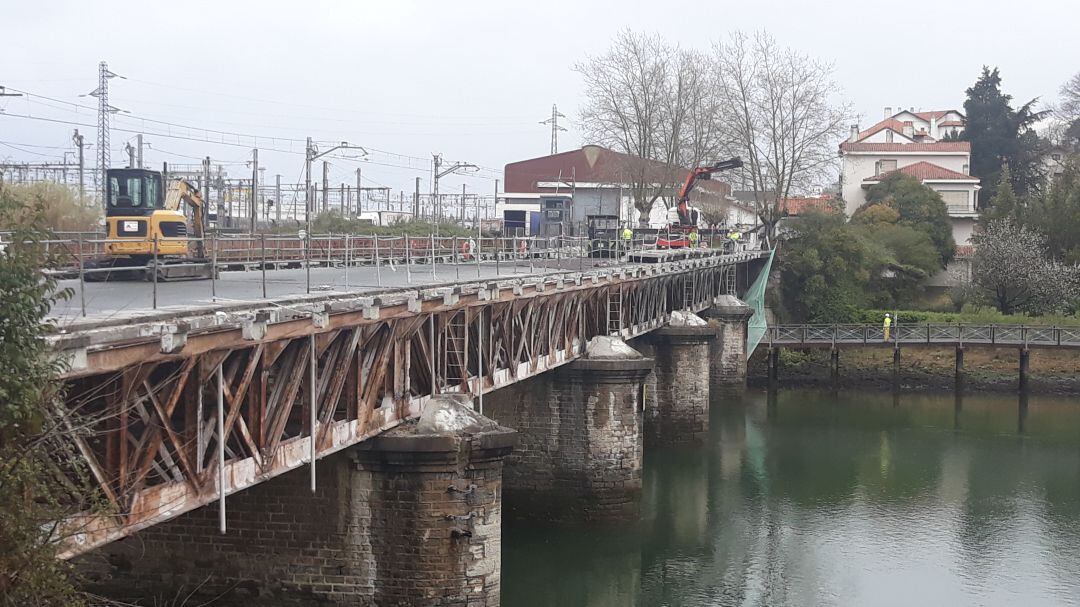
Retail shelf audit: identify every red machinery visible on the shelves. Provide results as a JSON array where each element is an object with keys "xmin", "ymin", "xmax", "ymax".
[{"xmin": 657, "ymin": 157, "xmax": 744, "ymax": 248}]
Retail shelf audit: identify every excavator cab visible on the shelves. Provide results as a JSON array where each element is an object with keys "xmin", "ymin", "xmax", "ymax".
[{"xmin": 107, "ymin": 168, "xmax": 164, "ymax": 216}]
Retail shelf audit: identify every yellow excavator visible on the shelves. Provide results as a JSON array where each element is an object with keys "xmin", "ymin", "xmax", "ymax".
[{"xmin": 86, "ymin": 167, "xmax": 214, "ymax": 281}]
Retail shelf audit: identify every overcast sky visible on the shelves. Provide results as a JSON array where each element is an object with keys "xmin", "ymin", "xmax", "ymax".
[{"xmin": 1, "ymin": 0, "xmax": 1077, "ymax": 198}]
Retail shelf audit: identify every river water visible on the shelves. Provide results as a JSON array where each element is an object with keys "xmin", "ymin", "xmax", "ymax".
[{"xmin": 502, "ymin": 389, "xmax": 1080, "ymax": 606}]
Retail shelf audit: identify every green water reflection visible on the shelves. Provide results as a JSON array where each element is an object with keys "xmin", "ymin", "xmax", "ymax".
[{"xmin": 502, "ymin": 390, "xmax": 1080, "ymax": 606}]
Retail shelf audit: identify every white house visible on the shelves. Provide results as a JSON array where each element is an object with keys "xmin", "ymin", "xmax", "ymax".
[{"xmin": 840, "ymin": 108, "xmax": 980, "ymax": 247}]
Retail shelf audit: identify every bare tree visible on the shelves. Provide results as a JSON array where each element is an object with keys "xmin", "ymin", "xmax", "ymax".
[
  {"xmin": 711, "ymin": 31, "xmax": 851, "ymax": 241},
  {"xmin": 575, "ymin": 30, "xmax": 724, "ymax": 226},
  {"xmin": 1061, "ymin": 71, "xmax": 1080, "ymax": 123}
]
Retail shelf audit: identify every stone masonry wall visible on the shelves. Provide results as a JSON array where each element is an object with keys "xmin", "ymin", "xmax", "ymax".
[
  {"xmin": 709, "ymin": 318, "xmax": 749, "ymax": 392},
  {"xmin": 484, "ymin": 359, "xmax": 651, "ymax": 524},
  {"xmin": 650, "ymin": 332, "xmax": 711, "ymax": 444},
  {"xmin": 629, "ymin": 338, "xmax": 660, "ymax": 435},
  {"xmin": 78, "ymin": 431, "xmax": 511, "ymax": 607}
]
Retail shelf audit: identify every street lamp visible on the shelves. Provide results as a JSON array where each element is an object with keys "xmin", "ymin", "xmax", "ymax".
[{"xmin": 304, "ymin": 138, "xmax": 368, "ymax": 232}]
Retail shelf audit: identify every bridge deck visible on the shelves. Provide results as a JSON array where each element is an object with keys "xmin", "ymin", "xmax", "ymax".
[{"xmin": 764, "ymin": 324, "xmax": 1080, "ymax": 349}]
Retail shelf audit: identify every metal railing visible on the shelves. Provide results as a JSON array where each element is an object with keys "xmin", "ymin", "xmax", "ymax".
[
  {"xmin": 27, "ymin": 231, "xmax": 765, "ymax": 318},
  {"xmin": 764, "ymin": 324, "xmax": 1080, "ymax": 347}
]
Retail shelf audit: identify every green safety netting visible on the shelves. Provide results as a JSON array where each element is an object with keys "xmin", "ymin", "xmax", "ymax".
[{"xmin": 744, "ymin": 247, "xmax": 776, "ymax": 359}]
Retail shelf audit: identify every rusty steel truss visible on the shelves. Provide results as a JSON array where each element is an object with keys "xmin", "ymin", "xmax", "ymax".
[{"xmin": 52, "ymin": 253, "xmax": 764, "ymax": 557}]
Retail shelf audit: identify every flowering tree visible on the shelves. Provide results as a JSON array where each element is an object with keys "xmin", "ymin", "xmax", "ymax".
[{"xmin": 970, "ymin": 218, "xmax": 1080, "ymax": 314}]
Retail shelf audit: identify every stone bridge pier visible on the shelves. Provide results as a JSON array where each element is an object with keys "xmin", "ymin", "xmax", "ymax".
[
  {"xmin": 77, "ymin": 397, "xmax": 516, "ymax": 607},
  {"xmin": 704, "ymin": 295, "xmax": 754, "ymax": 394},
  {"xmin": 484, "ymin": 336, "xmax": 653, "ymax": 524},
  {"xmin": 487, "ymin": 298, "xmax": 754, "ymax": 523}
]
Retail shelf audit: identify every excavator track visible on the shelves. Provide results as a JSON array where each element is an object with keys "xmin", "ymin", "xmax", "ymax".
[{"xmin": 84, "ymin": 257, "xmax": 215, "ymax": 282}]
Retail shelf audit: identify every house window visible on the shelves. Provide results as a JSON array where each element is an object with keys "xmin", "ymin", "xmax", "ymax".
[
  {"xmin": 963, "ymin": 164, "xmax": 969, "ymax": 174},
  {"xmin": 939, "ymin": 190, "xmax": 970, "ymax": 213},
  {"xmin": 1052, "ymin": 153, "xmax": 1062, "ymax": 161},
  {"xmin": 885, "ymin": 130, "xmax": 894, "ymax": 143},
  {"xmin": 876, "ymin": 159, "xmax": 897, "ymax": 175}
]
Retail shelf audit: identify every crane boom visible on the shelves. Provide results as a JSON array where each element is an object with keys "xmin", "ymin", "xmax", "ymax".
[
  {"xmin": 675, "ymin": 157, "xmax": 744, "ymax": 227},
  {"xmin": 164, "ymin": 179, "xmax": 207, "ymax": 258}
]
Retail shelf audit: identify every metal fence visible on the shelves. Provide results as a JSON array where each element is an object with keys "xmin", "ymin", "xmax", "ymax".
[
  {"xmin": 764, "ymin": 324, "xmax": 1080, "ymax": 347},
  {"xmin": 16, "ymin": 231, "xmax": 759, "ymax": 319}
]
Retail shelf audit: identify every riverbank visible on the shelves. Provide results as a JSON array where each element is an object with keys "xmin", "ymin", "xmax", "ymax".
[{"xmin": 748, "ymin": 345, "xmax": 1080, "ymax": 394}]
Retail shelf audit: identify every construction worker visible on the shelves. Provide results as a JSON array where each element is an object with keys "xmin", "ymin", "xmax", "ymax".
[
  {"xmin": 726, "ymin": 229, "xmax": 741, "ymax": 253},
  {"xmin": 883, "ymin": 313, "xmax": 892, "ymax": 341},
  {"xmin": 621, "ymin": 226, "xmax": 633, "ymax": 255},
  {"xmin": 688, "ymin": 228, "xmax": 700, "ymax": 248}
]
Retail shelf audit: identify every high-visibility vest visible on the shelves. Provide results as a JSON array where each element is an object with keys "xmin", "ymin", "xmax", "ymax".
[
  {"xmin": 689, "ymin": 232, "xmax": 699, "ymax": 243},
  {"xmin": 621, "ymin": 228, "xmax": 633, "ymax": 241}
]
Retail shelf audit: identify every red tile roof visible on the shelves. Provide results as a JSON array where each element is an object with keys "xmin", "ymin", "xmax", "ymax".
[
  {"xmin": 781, "ymin": 195, "xmax": 834, "ymax": 215},
  {"xmin": 938, "ymin": 120, "xmax": 964, "ymax": 127},
  {"xmin": 855, "ymin": 119, "xmax": 911, "ymax": 142},
  {"xmin": 840, "ymin": 141, "xmax": 971, "ymax": 152},
  {"xmin": 863, "ymin": 161, "xmax": 979, "ymax": 182},
  {"xmin": 914, "ymin": 110, "xmax": 951, "ymax": 121}
]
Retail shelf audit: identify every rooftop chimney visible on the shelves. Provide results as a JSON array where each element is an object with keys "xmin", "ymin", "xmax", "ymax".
[
  {"xmin": 884, "ymin": 106, "xmax": 893, "ymax": 118},
  {"xmin": 902, "ymin": 121, "xmax": 914, "ymax": 138},
  {"xmin": 849, "ymin": 124, "xmax": 860, "ymax": 143}
]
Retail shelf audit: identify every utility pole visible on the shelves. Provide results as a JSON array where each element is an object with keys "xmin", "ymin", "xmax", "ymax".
[
  {"xmin": 202, "ymin": 156, "xmax": 212, "ymax": 228},
  {"xmin": 250, "ymin": 148, "xmax": 258, "ymax": 233},
  {"xmin": 321, "ymin": 161, "xmax": 329, "ymax": 212},
  {"xmin": 136, "ymin": 133, "xmax": 144, "ymax": 168},
  {"xmin": 356, "ymin": 167, "xmax": 362, "ymax": 217},
  {"xmin": 86, "ymin": 62, "xmax": 123, "ymax": 195},
  {"xmin": 124, "ymin": 141, "xmax": 136, "ymax": 168},
  {"xmin": 432, "ymin": 153, "xmax": 478, "ymax": 224},
  {"xmin": 305, "ymin": 137, "xmax": 313, "ymax": 226},
  {"xmin": 275, "ymin": 174, "xmax": 281, "ymax": 222},
  {"xmin": 414, "ymin": 177, "xmax": 421, "ymax": 218},
  {"xmin": 540, "ymin": 103, "xmax": 567, "ymax": 155},
  {"xmin": 461, "ymin": 184, "xmax": 467, "ymax": 224},
  {"xmin": 493, "ymin": 178, "xmax": 499, "ymax": 224},
  {"xmin": 73, "ymin": 130, "xmax": 86, "ymax": 206}
]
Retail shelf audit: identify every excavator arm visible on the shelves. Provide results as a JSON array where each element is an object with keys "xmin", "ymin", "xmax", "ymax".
[
  {"xmin": 165, "ymin": 179, "xmax": 207, "ymax": 258},
  {"xmin": 675, "ymin": 157, "xmax": 744, "ymax": 226}
]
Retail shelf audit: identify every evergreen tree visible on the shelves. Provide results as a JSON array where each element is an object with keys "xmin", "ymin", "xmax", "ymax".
[
  {"xmin": 961, "ymin": 67, "xmax": 1048, "ymax": 205},
  {"xmin": 983, "ymin": 167, "xmax": 1020, "ymax": 221}
]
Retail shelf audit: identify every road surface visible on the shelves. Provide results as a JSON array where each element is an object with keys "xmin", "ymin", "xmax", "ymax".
[{"xmin": 50, "ymin": 257, "xmax": 621, "ymax": 324}]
